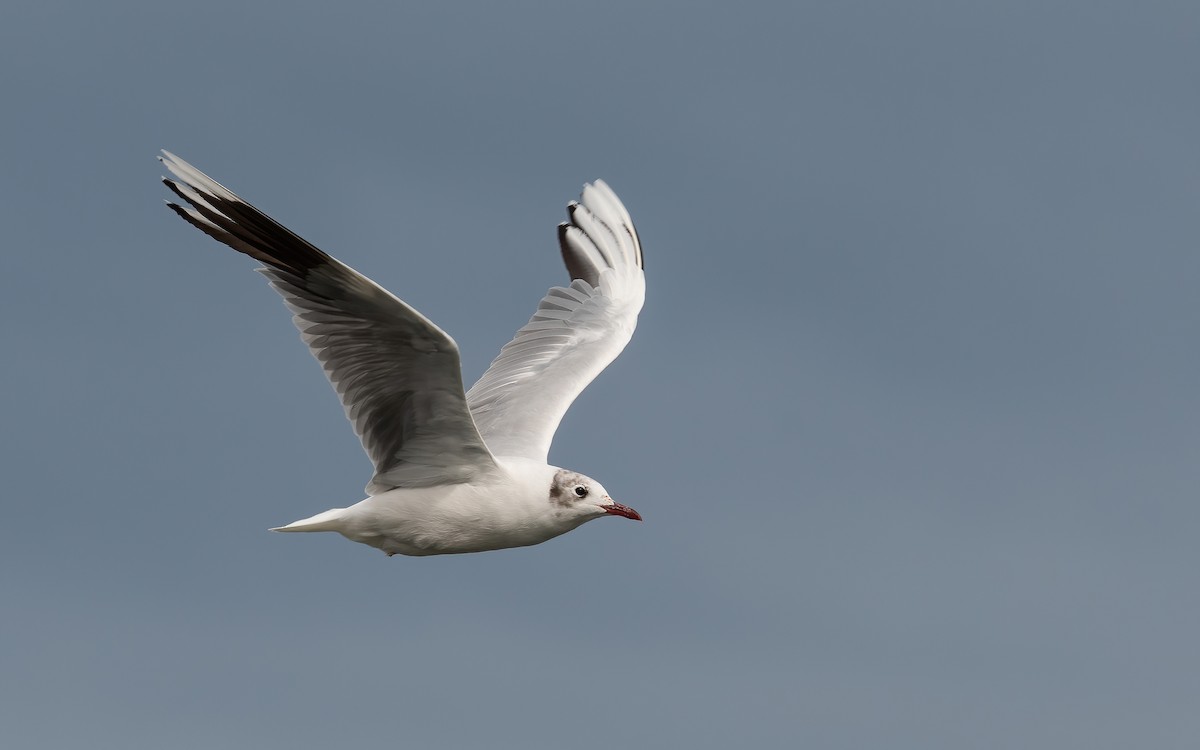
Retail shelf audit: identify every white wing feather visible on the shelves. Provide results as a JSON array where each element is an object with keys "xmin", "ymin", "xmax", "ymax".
[{"xmin": 466, "ymin": 181, "xmax": 646, "ymax": 462}]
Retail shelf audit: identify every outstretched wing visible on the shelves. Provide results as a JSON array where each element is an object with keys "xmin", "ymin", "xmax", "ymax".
[
  {"xmin": 160, "ymin": 151, "xmax": 497, "ymax": 494},
  {"xmin": 465, "ymin": 180, "xmax": 646, "ymax": 462}
]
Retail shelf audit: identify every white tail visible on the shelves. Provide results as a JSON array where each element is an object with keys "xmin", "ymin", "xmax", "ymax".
[{"xmin": 269, "ymin": 507, "xmax": 346, "ymax": 533}]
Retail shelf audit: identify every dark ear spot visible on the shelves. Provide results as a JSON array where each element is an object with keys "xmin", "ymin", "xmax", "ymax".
[{"xmin": 549, "ymin": 469, "xmax": 586, "ymax": 507}]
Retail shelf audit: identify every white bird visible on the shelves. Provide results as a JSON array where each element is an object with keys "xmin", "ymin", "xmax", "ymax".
[{"xmin": 160, "ymin": 151, "xmax": 645, "ymax": 556}]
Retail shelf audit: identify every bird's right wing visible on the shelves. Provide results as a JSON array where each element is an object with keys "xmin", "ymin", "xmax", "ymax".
[
  {"xmin": 466, "ymin": 181, "xmax": 645, "ymax": 463},
  {"xmin": 160, "ymin": 151, "xmax": 498, "ymax": 494}
]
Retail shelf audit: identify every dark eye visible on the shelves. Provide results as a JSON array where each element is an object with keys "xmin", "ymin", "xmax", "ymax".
[{"xmin": 574, "ymin": 485, "xmax": 588, "ymax": 498}]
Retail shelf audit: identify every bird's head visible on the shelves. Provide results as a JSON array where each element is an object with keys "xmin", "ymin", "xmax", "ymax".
[{"xmin": 549, "ymin": 468, "xmax": 641, "ymax": 522}]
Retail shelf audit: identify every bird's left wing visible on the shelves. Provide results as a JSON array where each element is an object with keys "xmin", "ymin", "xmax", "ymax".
[
  {"xmin": 160, "ymin": 151, "xmax": 498, "ymax": 494},
  {"xmin": 466, "ymin": 180, "xmax": 646, "ymax": 463}
]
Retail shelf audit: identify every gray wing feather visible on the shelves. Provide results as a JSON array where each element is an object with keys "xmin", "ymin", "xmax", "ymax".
[{"xmin": 160, "ymin": 151, "xmax": 497, "ymax": 493}]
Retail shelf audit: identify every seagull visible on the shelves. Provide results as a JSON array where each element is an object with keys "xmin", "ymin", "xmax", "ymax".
[{"xmin": 159, "ymin": 152, "xmax": 646, "ymax": 557}]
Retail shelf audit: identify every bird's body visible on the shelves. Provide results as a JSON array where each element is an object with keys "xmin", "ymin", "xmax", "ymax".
[
  {"xmin": 286, "ymin": 459, "xmax": 591, "ymax": 556},
  {"xmin": 160, "ymin": 152, "xmax": 645, "ymax": 556}
]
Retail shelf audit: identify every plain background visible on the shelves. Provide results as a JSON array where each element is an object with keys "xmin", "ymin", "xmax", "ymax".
[{"xmin": 3, "ymin": 2, "xmax": 1199, "ymax": 748}]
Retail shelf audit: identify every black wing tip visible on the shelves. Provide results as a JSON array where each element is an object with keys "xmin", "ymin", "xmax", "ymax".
[
  {"xmin": 563, "ymin": 188, "xmax": 645, "ymax": 273},
  {"xmin": 161, "ymin": 177, "xmax": 194, "ymax": 207},
  {"xmin": 159, "ymin": 158, "xmax": 335, "ymax": 278}
]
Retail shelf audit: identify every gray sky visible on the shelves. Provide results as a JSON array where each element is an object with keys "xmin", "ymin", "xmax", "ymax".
[{"xmin": 4, "ymin": 1, "xmax": 1200, "ymax": 747}]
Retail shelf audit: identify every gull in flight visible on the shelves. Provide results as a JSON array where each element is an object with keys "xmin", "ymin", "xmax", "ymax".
[{"xmin": 159, "ymin": 152, "xmax": 645, "ymax": 556}]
